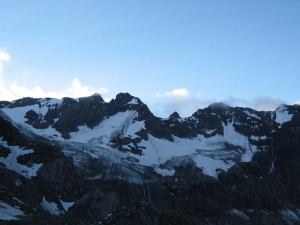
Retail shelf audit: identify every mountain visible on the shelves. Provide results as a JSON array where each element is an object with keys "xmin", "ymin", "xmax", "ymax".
[{"xmin": 0, "ymin": 93, "xmax": 299, "ymax": 224}]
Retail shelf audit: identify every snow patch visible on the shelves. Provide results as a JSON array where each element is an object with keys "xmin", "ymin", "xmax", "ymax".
[
  {"xmin": 194, "ymin": 154, "xmax": 233, "ymax": 178},
  {"xmin": 206, "ymin": 129, "xmax": 216, "ymax": 135},
  {"xmin": 222, "ymin": 122, "xmax": 257, "ymax": 162},
  {"xmin": 135, "ymin": 134, "xmax": 236, "ymax": 178},
  {"xmin": 154, "ymin": 167, "xmax": 175, "ymax": 177},
  {"xmin": 260, "ymin": 135, "xmax": 267, "ymax": 140},
  {"xmin": 0, "ymin": 201, "xmax": 25, "ymax": 220},
  {"xmin": 275, "ymin": 106, "xmax": 293, "ymax": 125},
  {"xmin": 0, "ymin": 139, "xmax": 43, "ymax": 178},
  {"xmin": 59, "ymin": 199, "xmax": 75, "ymax": 212},
  {"xmin": 222, "ymin": 122, "xmax": 251, "ymax": 151},
  {"xmin": 250, "ymin": 135, "xmax": 267, "ymax": 141},
  {"xmin": 68, "ymin": 110, "xmax": 142, "ymax": 144},
  {"xmin": 229, "ymin": 209, "xmax": 249, "ymax": 220},
  {"xmin": 40, "ymin": 196, "xmax": 61, "ymax": 215},
  {"xmin": 130, "ymin": 122, "xmax": 257, "ymax": 178},
  {"xmin": 127, "ymin": 98, "xmax": 138, "ymax": 105},
  {"xmin": 269, "ymin": 161, "xmax": 275, "ymax": 174},
  {"xmin": 2, "ymin": 99, "xmax": 62, "ymax": 125},
  {"xmin": 1, "ymin": 103, "xmax": 63, "ymax": 141},
  {"xmin": 125, "ymin": 120, "xmax": 145, "ymax": 138},
  {"xmin": 13, "ymin": 197, "xmax": 25, "ymax": 205},
  {"xmin": 250, "ymin": 135, "xmax": 259, "ymax": 141},
  {"xmin": 2, "ymin": 105, "xmax": 36, "ymax": 124},
  {"xmin": 244, "ymin": 110, "xmax": 260, "ymax": 120},
  {"xmin": 281, "ymin": 208, "xmax": 300, "ymax": 225}
]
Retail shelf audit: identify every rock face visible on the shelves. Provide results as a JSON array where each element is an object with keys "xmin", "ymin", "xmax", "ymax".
[
  {"xmin": 0, "ymin": 145, "xmax": 11, "ymax": 158},
  {"xmin": 68, "ymin": 191, "xmax": 119, "ymax": 223},
  {"xmin": 37, "ymin": 156, "xmax": 75, "ymax": 192},
  {"xmin": 0, "ymin": 93, "xmax": 300, "ymax": 224}
]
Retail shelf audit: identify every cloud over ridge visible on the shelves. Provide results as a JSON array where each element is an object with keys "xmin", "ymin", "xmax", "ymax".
[
  {"xmin": 154, "ymin": 88, "xmax": 216, "ymax": 117},
  {"xmin": 154, "ymin": 88, "xmax": 290, "ymax": 118},
  {"xmin": 0, "ymin": 49, "xmax": 108, "ymax": 101}
]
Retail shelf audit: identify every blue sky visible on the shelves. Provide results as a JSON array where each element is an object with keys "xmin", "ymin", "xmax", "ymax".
[{"xmin": 0, "ymin": 1, "xmax": 299, "ymax": 117}]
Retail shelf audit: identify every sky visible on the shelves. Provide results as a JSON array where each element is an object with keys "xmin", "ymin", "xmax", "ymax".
[{"xmin": 0, "ymin": 1, "xmax": 299, "ymax": 117}]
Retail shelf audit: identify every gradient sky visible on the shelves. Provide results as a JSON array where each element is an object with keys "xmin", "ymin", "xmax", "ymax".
[{"xmin": 0, "ymin": 1, "xmax": 299, "ymax": 117}]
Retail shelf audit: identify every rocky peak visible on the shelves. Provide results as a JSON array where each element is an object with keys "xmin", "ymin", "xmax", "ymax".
[
  {"xmin": 208, "ymin": 102, "xmax": 230, "ymax": 111},
  {"xmin": 107, "ymin": 93, "xmax": 152, "ymax": 119},
  {"xmin": 0, "ymin": 101, "xmax": 11, "ymax": 109},
  {"xmin": 79, "ymin": 93, "xmax": 105, "ymax": 104},
  {"xmin": 7, "ymin": 97, "xmax": 42, "ymax": 108},
  {"xmin": 169, "ymin": 111, "xmax": 180, "ymax": 119},
  {"xmin": 78, "ymin": 94, "xmax": 106, "ymax": 111},
  {"xmin": 114, "ymin": 92, "xmax": 135, "ymax": 106}
]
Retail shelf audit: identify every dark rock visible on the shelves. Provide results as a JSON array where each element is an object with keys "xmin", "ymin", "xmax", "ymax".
[
  {"xmin": 7, "ymin": 97, "xmax": 42, "ymax": 108},
  {"xmin": 169, "ymin": 111, "xmax": 180, "ymax": 119},
  {"xmin": 69, "ymin": 190, "xmax": 119, "ymax": 223},
  {"xmin": 135, "ymin": 128, "xmax": 148, "ymax": 140},
  {"xmin": 0, "ymin": 101, "xmax": 10, "ymax": 108},
  {"xmin": 0, "ymin": 145, "xmax": 11, "ymax": 158},
  {"xmin": 37, "ymin": 156, "xmax": 75, "ymax": 192}
]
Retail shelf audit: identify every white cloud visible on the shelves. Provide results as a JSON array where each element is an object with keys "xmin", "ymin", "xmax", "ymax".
[
  {"xmin": 156, "ymin": 87, "xmax": 190, "ymax": 99},
  {"xmin": 0, "ymin": 49, "xmax": 108, "ymax": 101},
  {"xmin": 293, "ymin": 100, "xmax": 300, "ymax": 105},
  {"xmin": 0, "ymin": 49, "xmax": 14, "ymax": 100},
  {"xmin": 0, "ymin": 49, "xmax": 10, "ymax": 79},
  {"xmin": 0, "ymin": 49, "xmax": 10, "ymax": 61},
  {"xmin": 154, "ymin": 88, "xmax": 215, "ymax": 117},
  {"xmin": 45, "ymin": 78, "xmax": 108, "ymax": 99},
  {"xmin": 2, "ymin": 77, "xmax": 108, "ymax": 101}
]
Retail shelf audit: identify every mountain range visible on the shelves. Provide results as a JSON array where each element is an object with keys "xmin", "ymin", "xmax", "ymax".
[{"xmin": 0, "ymin": 93, "xmax": 299, "ymax": 224}]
